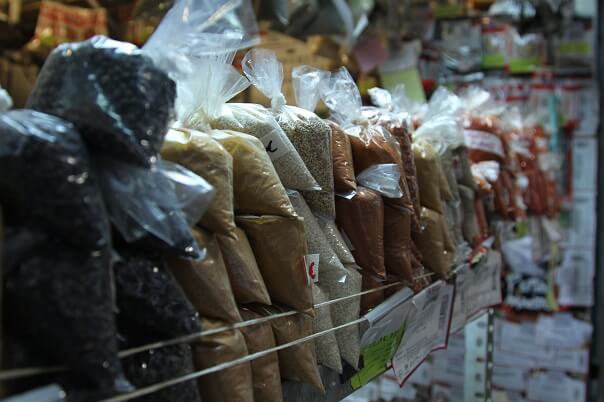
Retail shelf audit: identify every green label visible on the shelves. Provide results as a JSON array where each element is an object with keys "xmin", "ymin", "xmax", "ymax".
[
  {"xmin": 350, "ymin": 325, "xmax": 405, "ymax": 389},
  {"xmin": 380, "ymin": 67, "xmax": 426, "ymax": 103},
  {"xmin": 434, "ymin": 4, "xmax": 465, "ymax": 18},
  {"xmin": 509, "ymin": 57, "xmax": 541, "ymax": 74},
  {"xmin": 559, "ymin": 41, "xmax": 592, "ymax": 56},
  {"xmin": 482, "ymin": 53, "xmax": 506, "ymax": 69}
]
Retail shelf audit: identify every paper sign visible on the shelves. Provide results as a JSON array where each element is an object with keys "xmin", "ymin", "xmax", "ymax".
[
  {"xmin": 304, "ymin": 254, "xmax": 320, "ymax": 285},
  {"xmin": 572, "ymin": 138, "xmax": 598, "ymax": 192},
  {"xmin": 391, "ymin": 282, "xmax": 455, "ymax": 385},
  {"xmin": 492, "ymin": 365, "xmax": 527, "ymax": 392},
  {"xmin": 464, "ymin": 250, "xmax": 502, "ymax": 317},
  {"xmin": 408, "ymin": 360, "xmax": 433, "ymax": 387},
  {"xmin": 568, "ymin": 193, "xmax": 597, "ymax": 249},
  {"xmin": 464, "ymin": 129, "xmax": 505, "ymax": 158},
  {"xmin": 535, "ymin": 313, "xmax": 593, "ymax": 349},
  {"xmin": 350, "ymin": 326, "xmax": 405, "ymax": 389},
  {"xmin": 557, "ymin": 248, "xmax": 595, "ymax": 307},
  {"xmin": 527, "ymin": 372, "xmax": 586, "ymax": 402}
]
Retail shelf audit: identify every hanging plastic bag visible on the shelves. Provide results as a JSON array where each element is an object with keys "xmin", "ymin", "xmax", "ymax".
[
  {"xmin": 179, "ymin": 45, "xmax": 318, "ymax": 192},
  {"xmin": 161, "ymin": 128, "xmax": 236, "ymax": 237},
  {"xmin": 0, "ymin": 110, "xmax": 110, "ymax": 253},
  {"xmin": 96, "ymin": 158, "xmax": 213, "ymax": 259},
  {"xmin": 0, "ymin": 85, "xmax": 13, "ymax": 112},
  {"xmin": 322, "ymin": 68, "xmax": 414, "ymax": 213},
  {"xmin": 243, "ymin": 50, "xmax": 334, "ymax": 217},
  {"xmin": 327, "ymin": 119, "xmax": 357, "ymax": 194},
  {"xmin": 27, "ymin": 36, "xmax": 176, "ymax": 167}
]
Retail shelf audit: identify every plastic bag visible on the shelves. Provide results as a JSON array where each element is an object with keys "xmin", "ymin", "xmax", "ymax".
[
  {"xmin": 114, "ymin": 249, "xmax": 202, "ymax": 339},
  {"xmin": 27, "ymin": 36, "xmax": 176, "ymax": 167},
  {"xmin": 193, "ymin": 318, "xmax": 254, "ymax": 402},
  {"xmin": 239, "ymin": 308, "xmax": 283, "ymax": 402},
  {"xmin": 361, "ymin": 273, "xmax": 384, "ymax": 314},
  {"xmin": 327, "ymin": 119, "xmax": 357, "ymax": 194},
  {"xmin": 315, "ymin": 216, "xmax": 356, "ymax": 264},
  {"xmin": 312, "ymin": 285, "xmax": 343, "ymax": 373},
  {"xmin": 122, "ymin": 344, "xmax": 201, "ymax": 402},
  {"xmin": 458, "ymin": 184, "xmax": 481, "ymax": 246},
  {"xmin": 243, "ymin": 50, "xmax": 335, "ymax": 217},
  {"xmin": 412, "ymin": 207, "xmax": 454, "ymax": 277},
  {"xmin": 357, "ymin": 164, "xmax": 403, "ymax": 198},
  {"xmin": 161, "ymin": 128, "xmax": 235, "ymax": 237},
  {"xmin": 251, "ymin": 305, "xmax": 325, "ymax": 393},
  {"xmin": 383, "ymin": 206, "xmax": 414, "ymax": 283},
  {"xmin": 237, "ymin": 215, "xmax": 314, "ymax": 313},
  {"xmin": 212, "ymin": 130, "xmax": 297, "ymax": 217},
  {"xmin": 97, "ymin": 159, "xmax": 213, "ymax": 259},
  {"xmin": 180, "ymin": 47, "xmax": 318, "ymax": 192},
  {"xmin": 4, "ymin": 230, "xmax": 131, "ymax": 397},
  {"xmin": 167, "ymin": 228, "xmax": 242, "ymax": 323},
  {"xmin": 289, "ymin": 190, "xmax": 363, "ymax": 371},
  {"xmin": 413, "ymin": 139, "xmax": 445, "ymax": 213},
  {"xmin": 217, "ymin": 226, "xmax": 272, "ymax": 305},
  {"xmin": 335, "ymin": 187, "xmax": 385, "ymax": 279},
  {"xmin": 0, "ymin": 110, "xmax": 110, "ymax": 253}
]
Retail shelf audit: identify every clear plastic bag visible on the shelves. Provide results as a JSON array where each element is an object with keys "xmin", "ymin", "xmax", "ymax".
[
  {"xmin": 357, "ymin": 163, "xmax": 403, "ymax": 198},
  {"xmin": 97, "ymin": 158, "xmax": 213, "ymax": 259},
  {"xmin": 161, "ymin": 128, "xmax": 236, "ymax": 237},
  {"xmin": 27, "ymin": 36, "xmax": 176, "ymax": 167},
  {"xmin": 243, "ymin": 50, "xmax": 334, "ymax": 216},
  {"xmin": 315, "ymin": 216, "xmax": 356, "ymax": 264},
  {"xmin": 0, "ymin": 85, "xmax": 12, "ymax": 112},
  {"xmin": 0, "ymin": 110, "xmax": 110, "ymax": 253},
  {"xmin": 180, "ymin": 46, "xmax": 318, "ymax": 191}
]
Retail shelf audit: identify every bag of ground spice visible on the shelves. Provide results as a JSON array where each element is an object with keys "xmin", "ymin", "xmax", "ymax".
[
  {"xmin": 412, "ymin": 207, "xmax": 454, "ymax": 277},
  {"xmin": 251, "ymin": 305, "xmax": 325, "ymax": 393},
  {"xmin": 368, "ymin": 87, "xmax": 421, "ymax": 224},
  {"xmin": 289, "ymin": 190, "xmax": 368, "ymax": 372},
  {"xmin": 335, "ymin": 187, "xmax": 386, "ymax": 280},
  {"xmin": 193, "ymin": 318, "xmax": 254, "ymax": 402},
  {"xmin": 413, "ymin": 139, "xmax": 444, "ymax": 213},
  {"xmin": 237, "ymin": 215, "xmax": 314, "ymax": 313},
  {"xmin": 211, "ymin": 130, "xmax": 296, "ymax": 217},
  {"xmin": 243, "ymin": 53, "xmax": 335, "ymax": 217},
  {"xmin": 315, "ymin": 215, "xmax": 356, "ymax": 264},
  {"xmin": 383, "ymin": 206, "xmax": 414, "ymax": 283},
  {"xmin": 458, "ymin": 184, "xmax": 481, "ymax": 246},
  {"xmin": 239, "ymin": 308, "xmax": 283, "ymax": 402},
  {"xmin": 167, "ymin": 228, "xmax": 242, "ymax": 323},
  {"xmin": 217, "ymin": 226, "xmax": 272, "ymax": 305},
  {"xmin": 361, "ymin": 273, "xmax": 385, "ymax": 314},
  {"xmin": 161, "ymin": 128, "xmax": 236, "ymax": 237},
  {"xmin": 326, "ymin": 120, "xmax": 357, "ymax": 194}
]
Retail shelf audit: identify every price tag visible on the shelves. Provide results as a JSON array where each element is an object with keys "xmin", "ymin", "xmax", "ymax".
[
  {"xmin": 464, "ymin": 129, "xmax": 505, "ymax": 158},
  {"xmin": 391, "ymin": 281, "xmax": 455, "ymax": 385},
  {"xmin": 303, "ymin": 254, "xmax": 320, "ymax": 285},
  {"xmin": 527, "ymin": 372, "xmax": 586, "ymax": 402}
]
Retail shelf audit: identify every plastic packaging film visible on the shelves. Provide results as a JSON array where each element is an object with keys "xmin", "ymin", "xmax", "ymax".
[
  {"xmin": 239, "ymin": 308, "xmax": 283, "ymax": 402},
  {"xmin": 161, "ymin": 128, "xmax": 236, "ymax": 237},
  {"xmin": 236, "ymin": 215, "xmax": 314, "ymax": 313},
  {"xmin": 250, "ymin": 304, "xmax": 325, "ymax": 393},
  {"xmin": 288, "ymin": 190, "xmax": 360, "ymax": 369},
  {"xmin": 312, "ymin": 285, "xmax": 343, "ymax": 373},
  {"xmin": 412, "ymin": 207, "xmax": 454, "ymax": 277},
  {"xmin": 243, "ymin": 49, "xmax": 335, "ymax": 217},
  {"xmin": 217, "ymin": 226, "xmax": 272, "ymax": 305},
  {"xmin": 335, "ymin": 187, "xmax": 386, "ymax": 280},
  {"xmin": 315, "ymin": 216, "xmax": 356, "ymax": 265},
  {"xmin": 0, "ymin": 110, "xmax": 110, "ymax": 254},
  {"xmin": 211, "ymin": 130, "xmax": 297, "ymax": 217},
  {"xmin": 193, "ymin": 317, "xmax": 254, "ymax": 402},
  {"xmin": 27, "ymin": 36, "xmax": 176, "ymax": 167},
  {"xmin": 166, "ymin": 228, "xmax": 242, "ymax": 324},
  {"xmin": 327, "ymin": 119, "xmax": 357, "ymax": 194},
  {"xmin": 413, "ymin": 139, "xmax": 445, "ymax": 213}
]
